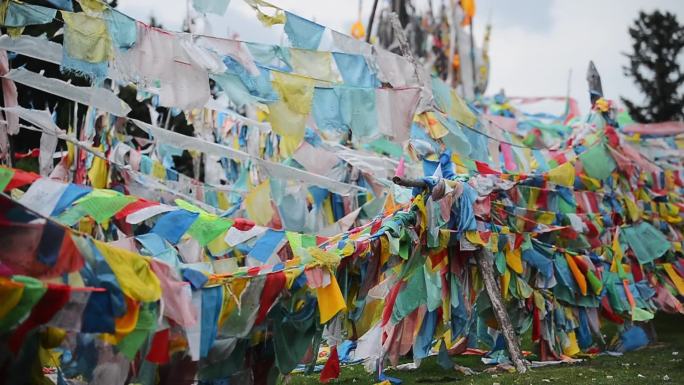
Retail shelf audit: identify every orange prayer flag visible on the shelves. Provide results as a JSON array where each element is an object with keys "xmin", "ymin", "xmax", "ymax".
[
  {"xmin": 460, "ymin": 0, "xmax": 476, "ymax": 26},
  {"xmin": 565, "ymin": 254, "xmax": 587, "ymax": 296}
]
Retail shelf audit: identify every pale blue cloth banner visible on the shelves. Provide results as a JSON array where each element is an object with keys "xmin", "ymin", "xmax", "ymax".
[
  {"xmin": 284, "ymin": 11, "xmax": 324, "ymax": 50},
  {"xmin": 332, "ymin": 52, "xmax": 378, "ymax": 88},
  {"xmin": 3, "ymin": 2, "xmax": 56, "ymax": 27},
  {"xmin": 313, "ymin": 87, "xmax": 378, "ymax": 139},
  {"xmin": 105, "ymin": 9, "xmax": 137, "ymax": 50}
]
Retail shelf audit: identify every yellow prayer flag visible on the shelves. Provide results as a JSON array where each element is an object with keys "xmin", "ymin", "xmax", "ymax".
[
  {"xmin": 0, "ymin": 278, "xmax": 24, "ymax": 320},
  {"xmin": 290, "ymin": 50, "xmax": 338, "ymax": 83},
  {"xmin": 624, "ymin": 197, "xmax": 640, "ymax": 222},
  {"xmin": 245, "ymin": 180, "xmax": 274, "ymax": 226},
  {"xmin": 489, "ymin": 233, "xmax": 499, "ymax": 253},
  {"xmin": 449, "ymin": 91, "xmax": 477, "ymax": 127},
  {"xmin": 87, "ymin": 146, "xmax": 109, "ymax": 189},
  {"xmin": 77, "ymin": 0, "xmax": 108, "ymax": 12},
  {"xmin": 537, "ymin": 211, "xmax": 556, "ymax": 225},
  {"xmin": 61, "ymin": 11, "xmax": 113, "ymax": 63},
  {"xmin": 217, "ymin": 192, "xmax": 230, "ymax": 211},
  {"xmin": 465, "ymin": 230, "xmax": 486, "ymax": 246},
  {"xmin": 152, "ymin": 161, "xmax": 166, "ymax": 179},
  {"xmin": 272, "ymin": 71, "xmax": 316, "ymax": 115},
  {"xmin": 502, "ymin": 268, "xmax": 511, "ymax": 299},
  {"xmin": 527, "ymin": 187, "xmax": 540, "ymax": 210},
  {"xmin": 244, "ymin": 0, "xmax": 286, "ymax": 26},
  {"xmin": 663, "ymin": 263, "xmax": 684, "ymax": 296},
  {"xmin": 219, "ymin": 279, "xmax": 248, "ymax": 327},
  {"xmin": 422, "ymin": 112, "xmax": 449, "ymax": 139},
  {"xmin": 269, "ymin": 72, "xmax": 315, "ymax": 148},
  {"xmin": 207, "ymin": 234, "xmax": 230, "ymax": 256},
  {"xmin": 94, "ymin": 240, "xmax": 162, "ymax": 302},
  {"xmin": 505, "ymin": 247, "xmax": 523, "ymax": 274},
  {"xmin": 579, "ymin": 174, "xmax": 601, "ymax": 190},
  {"xmin": 547, "ymin": 161, "xmax": 575, "ymax": 187},
  {"xmin": 278, "ymin": 130, "xmax": 304, "ymax": 157},
  {"xmin": 563, "ymin": 331, "xmax": 580, "ymax": 356},
  {"xmin": 610, "ymin": 229, "xmax": 623, "ymax": 274},
  {"xmin": 316, "ymin": 270, "xmax": 347, "ymax": 324}
]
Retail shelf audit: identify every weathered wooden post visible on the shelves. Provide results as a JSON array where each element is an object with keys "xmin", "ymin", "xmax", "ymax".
[
  {"xmin": 475, "ymin": 248, "xmax": 527, "ymax": 373},
  {"xmin": 387, "ymin": 12, "xmax": 425, "ymax": 88}
]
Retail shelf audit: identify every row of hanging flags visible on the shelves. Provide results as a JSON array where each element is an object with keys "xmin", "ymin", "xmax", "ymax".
[{"xmin": 0, "ymin": 0, "xmax": 683, "ymax": 384}]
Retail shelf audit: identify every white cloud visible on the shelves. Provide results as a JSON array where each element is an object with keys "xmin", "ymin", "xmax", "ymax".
[{"xmin": 478, "ymin": 0, "xmax": 684, "ymax": 112}]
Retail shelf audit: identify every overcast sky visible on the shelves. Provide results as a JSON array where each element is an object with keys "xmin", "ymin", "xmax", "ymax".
[{"xmin": 118, "ymin": 0, "xmax": 684, "ymax": 115}]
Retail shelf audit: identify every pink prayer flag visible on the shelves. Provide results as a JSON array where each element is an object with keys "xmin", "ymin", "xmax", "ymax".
[
  {"xmin": 395, "ymin": 158, "xmax": 406, "ymax": 178},
  {"xmin": 500, "ymin": 143, "xmax": 517, "ymax": 171}
]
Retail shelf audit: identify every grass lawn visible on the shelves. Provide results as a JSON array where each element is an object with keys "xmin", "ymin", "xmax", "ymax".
[{"xmin": 285, "ymin": 313, "xmax": 684, "ymax": 385}]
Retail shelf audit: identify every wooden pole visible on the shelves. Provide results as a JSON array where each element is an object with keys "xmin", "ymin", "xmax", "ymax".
[
  {"xmin": 388, "ymin": 13, "xmax": 412, "ymax": 59},
  {"xmin": 388, "ymin": 12, "xmax": 426, "ymax": 91},
  {"xmin": 476, "ymin": 248, "xmax": 528, "ymax": 373},
  {"xmin": 365, "ymin": 0, "xmax": 380, "ymax": 43}
]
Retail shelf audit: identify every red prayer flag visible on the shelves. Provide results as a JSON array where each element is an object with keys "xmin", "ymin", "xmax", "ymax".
[
  {"xmin": 319, "ymin": 345, "xmax": 340, "ymax": 383},
  {"xmin": 114, "ymin": 199, "xmax": 159, "ymax": 220},
  {"xmin": 475, "ymin": 161, "xmax": 501, "ymax": 175},
  {"xmin": 254, "ymin": 271, "xmax": 286, "ymax": 325},
  {"xmin": 146, "ymin": 328, "xmax": 170, "ymax": 364},
  {"xmin": 4, "ymin": 169, "xmax": 40, "ymax": 191}
]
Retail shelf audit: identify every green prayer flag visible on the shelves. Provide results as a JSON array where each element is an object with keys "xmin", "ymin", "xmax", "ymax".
[
  {"xmin": 579, "ymin": 144, "xmax": 616, "ymax": 180},
  {"xmin": 302, "ymin": 234, "xmax": 316, "ymax": 248},
  {"xmin": 76, "ymin": 190, "xmax": 137, "ymax": 223},
  {"xmin": 286, "ymin": 231, "xmax": 315, "ymax": 252},
  {"xmin": 515, "ymin": 275, "xmax": 533, "ymax": 299},
  {"xmin": 187, "ymin": 216, "xmax": 233, "ymax": 246},
  {"xmin": 558, "ymin": 196, "xmax": 577, "ymax": 214},
  {"xmin": 0, "ymin": 276, "xmax": 46, "ymax": 333},
  {"xmin": 286, "ymin": 231, "xmax": 302, "ymax": 252},
  {"xmin": 392, "ymin": 266, "xmax": 427, "ymax": 322},
  {"xmin": 0, "ymin": 167, "xmax": 14, "ymax": 191},
  {"xmin": 56, "ymin": 206, "xmax": 88, "ymax": 226},
  {"xmin": 118, "ymin": 304, "xmax": 159, "ymax": 359},
  {"xmin": 424, "ymin": 267, "xmax": 442, "ymax": 312},
  {"xmin": 399, "ymin": 233, "xmax": 410, "ymax": 260},
  {"xmin": 622, "ymin": 222, "xmax": 670, "ymax": 264},
  {"xmin": 631, "ymin": 307, "xmax": 654, "ymax": 322},
  {"xmin": 271, "ymin": 301, "xmax": 317, "ymax": 374},
  {"xmin": 586, "ymin": 270, "xmax": 603, "ymax": 295},
  {"xmin": 495, "ymin": 251, "xmax": 506, "ymax": 274}
]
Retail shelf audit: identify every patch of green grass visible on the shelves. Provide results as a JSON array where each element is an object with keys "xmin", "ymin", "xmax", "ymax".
[{"xmin": 285, "ymin": 314, "xmax": 684, "ymax": 385}]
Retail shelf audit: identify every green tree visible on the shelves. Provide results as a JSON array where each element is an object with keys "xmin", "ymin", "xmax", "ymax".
[{"xmin": 622, "ymin": 10, "xmax": 684, "ymax": 123}]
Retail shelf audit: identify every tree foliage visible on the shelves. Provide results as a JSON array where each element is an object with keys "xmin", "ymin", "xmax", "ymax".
[{"xmin": 622, "ymin": 10, "xmax": 684, "ymax": 123}]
